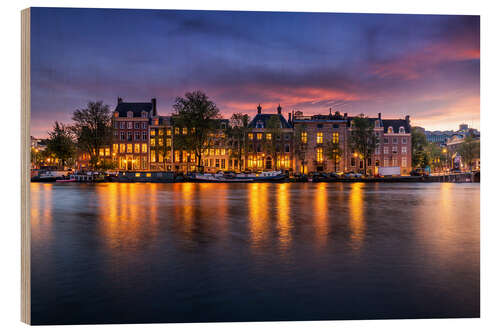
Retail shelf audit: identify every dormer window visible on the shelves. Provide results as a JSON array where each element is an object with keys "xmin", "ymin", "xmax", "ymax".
[
  {"xmin": 375, "ymin": 120, "xmax": 381, "ymax": 128},
  {"xmin": 127, "ymin": 111, "xmax": 133, "ymax": 118},
  {"xmin": 141, "ymin": 111, "xmax": 148, "ymax": 118},
  {"xmin": 387, "ymin": 126, "xmax": 394, "ymax": 134},
  {"xmin": 113, "ymin": 111, "xmax": 119, "ymax": 118},
  {"xmin": 399, "ymin": 126, "xmax": 405, "ymax": 134}
]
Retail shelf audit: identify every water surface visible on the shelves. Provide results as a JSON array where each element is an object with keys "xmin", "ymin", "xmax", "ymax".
[{"xmin": 30, "ymin": 182, "xmax": 480, "ymax": 324}]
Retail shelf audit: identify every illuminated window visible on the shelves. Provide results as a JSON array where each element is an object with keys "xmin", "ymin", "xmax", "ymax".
[
  {"xmin": 167, "ymin": 129, "xmax": 172, "ymax": 136},
  {"xmin": 158, "ymin": 152, "xmax": 164, "ymax": 163},
  {"xmin": 142, "ymin": 144, "xmax": 148, "ymax": 153},
  {"xmin": 134, "ymin": 144, "xmax": 140, "ymax": 153},
  {"xmin": 166, "ymin": 138, "xmax": 172, "ymax": 147},
  {"xmin": 150, "ymin": 130, "xmax": 155, "ymax": 137},
  {"xmin": 387, "ymin": 126, "xmax": 394, "ymax": 134},
  {"xmin": 158, "ymin": 129, "xmax": 164, "ymax": 136},
  {"xmin": 127, "ymin": 144, "xmax": 132, "ymax": 153},
  {"xmin": 150, "ymin": 138, "xmax": 155, "ymax": 147},
  {"xmin": 105, "ymin": 148, "xmax": 110, "ymax": 156},
  {"xmin": 266, "ymin": 133, "xmax": 272, "ymax": 140},
  {"xmin": 221, "ymin": 148, "xmax": 226, "ymax": 156},
  {"xmin": 257, "ymin": 133, "xmax": 263, "ymax": 140},
  {"xmin": 120, "ymin": 144, "xmax": 125, "ymax": 153},
  {"xmin": 175, "ymin": 150, "xmax": 179, "ymax": 162},
  {"xmin": 150, "ymin": 151, "xmax": 156, "ymax": 163},
  {"xmin": 99, "ymin": 148, "xmax": 104, "ymax": 156},
  {"xmin": 248, "ymin": 133, "xmax": 254, "ymax": 140},
  {"xmin": 158, "ymin": 138, "xmax": 163, "ymax": 146},
  {"xmin": 210, "ymin": 149, "xmax": 215, "ymax": 156},
  {"xmin": 317, "ymin": 132, "xmax": 323, "ymax": 144},
  {"xmin": 191, "ymin": 128, "xmax": 196, "ymax": 134},
  {"xmin": 301, "ymin": 132, "xmax": 307, "ymax": 143},
  {"xmin": 182, "ymin": 151, "xmax": 187, "ymax": 163},
  {"xmin": 112, "ymin": 144, "xmax": 118, "ymax": 153},
  {"xmin": 316, "ymin": 147, "xmax": 323, "ymax": 162},
  {"xmin": 182, "ymin": 128, "xmax": 188, "ymax": 135},
  {"xmin": 215, "ymin": 149, "xmax": 220, "ymax": 156},
  {"xmin": 332, "ymin": 132, "xmax": 339, "ymax": 144},
  {"xmin": 175, "ymin": 127, "xmax": 179, "ymax": 135}
]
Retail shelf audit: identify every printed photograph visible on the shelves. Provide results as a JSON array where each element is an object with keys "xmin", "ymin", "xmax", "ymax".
[{"xmin": 28, "ymin": 8, "xmax": 479, "ymax": 325}]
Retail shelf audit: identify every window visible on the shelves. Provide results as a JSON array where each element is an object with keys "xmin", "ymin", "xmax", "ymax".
[
  {"xmin": 142, "ymin": 111, "xmax": 148, "ymax": 118},
  {"xmin": 120, "ymin": 122, "xmax": 125, "ymax": 129},
  {"xmin": 142, "ymin": 144, "xmax": 148, "ymax": 153},
  {"xmin": 392, "ymin": 158, "xmax": 398, "ymax": 166},
  {"xmin": 150, "ymin": 138, "xmax": 155, "ymax": 147},
  {"xmin": 114, "ymin": 131, "xmax": 118, "ymax": 138},
  {"xmin": 215, "ymin": 159, "xmax": 220, "ymax": 168},
  {"xmin": 257, "ymin": 133, "xmax": 263, "ymax": 140},
  {"xmin": 135, "ymin": 132, "xmax": 140, "ymax": 141},
  {"xmin": 248, "ymin": 133, "xmax": 254, "ymax": 140},
  {"xmin": 158, "ymin": 129, "xmax": 164, "ymax": 136},
  {"xmin": 158, "ymin": 152, "xmax": 164, "ymax": 163},
  {"xmin": 215, "ymin": 149, "xmax": 220, "ymax": 156},
  {"xmin": 158, "ymin": 138, "xmax": 163, "ymax": 146},
  {"xmin": 151, "ymin": 151, "xmax": 156, "ymax": 163},
  {"xmin": 182, "ymin": 151, "xmax": 187, "ymax": 163},
  {"xmin": 392, "ymin": 138, "xmax": 398, "ymax": 144},
  {"xmin": 333, "ymin": 124, "xmax": 339, "ymax": 129},
  {"xmin": 127, "ymin": 144, "xmax": 132, "ymax": 153},
  {"xmin": 368, "ymin": 158, "xmax": 372, "ymax": 166},
  {"xmin": 114, "ymin": 122, "xmax": 118, "ymax": 129},
  {"xmin": 142, "ymin": 122, "xmax": 147, "ymax": 129},
  {"xmin": 209, "ymin": 149, "xmax": 214, "ymax": 156},
  {"xmin": 402, "ymin": 138, "xmax": 407, "ymax": 144},
  {"xmin": 266, "ymin": 133, "xmax": 272, "ymax": 140},
  {"xmin": 384, "ymin": 146, "xmax": 389, "ymax": 154},
  {"xmin": 317, "ymin": 132, "xmax": 323, "ymax": 144},
  {"xmin": 221, "ymin": 159, "xmax": 226, "ymax": 169},
  {"xmin": 134, "ymin": 122, "xmax": 140, "ymax": 129},
  {"xmin": 301, "ymin": 132, "xmax": 307, "ymax": 143},
  {"xmin": 332, "ymin": 132, "xmax": 339, "ymax": 144},
  {"xmin": 392, "ymin": 146, "xmax": 398, "ymax": 153},
  {"xmin": 221, "ymin": 148, "xmax": 226, "ymax": 156},
  {"xmin": 360, "ymin": 160, "xmax": 364, "ymax": 169},
  {"xmin": 150, "ymin": 129, "xmax": 155, "ymax": 137},
  {"xmin": 120, "ymin": 144, "xmax": 125, "ymax": 153},
  {"xmin": 127, "ymin": 132, "xmax": 132, "ymax": 141},
  {"xmin": 134, "ymin": 144, "xmax": 140, "ymax": 153},
  {"xmin": 182, "ymin": 128, "xmax": 188, "ymax": 135},
  {"xmin": 399, "ymin": 127, "xmax": 405, "ymax": 134},
  {"xmin": 384, "ymin": 138, "xmax": 389, "ymax": 144},
  {"xmin": 112, "ymin": 144, "xmax": 118, "ymax": 153},
  {"xmin": 127, "ymin": 111, "xmax": 133, "ymax": 118},
  {"xmin": 375, "ymin": 147, "xmax": 380, "ymax": 155},
  {"xmin": 174, "ymin": 150, "xmax": 179, "ymax": 163},
  {"xmin": 127, "ymin": 122, "xmax": 133, "ymax": 129},
  {"xmin": 99, "ymin": 148, "xmax": 104, "ymax": 156},
  {"xmin": 316, "ymin": 147, "xmax": 323, "ymax": 162},
  {"xmin": 402, "ymin": 157, "xmax": 407, "ymax": 167},
  {"xmin": 351, "ymin": 157, "xmax": 356, "ymax": 167},
  {"xmin": 402, "ymin": 146, "xmax": 407, "ymax": 154},
  {"xmin": 142, "ymin": 131, "xmax": 147, "ymax": 140},
  {"xmin": 120, "ymin": 132, "xmax": 125, "ymax": 141},
  {"xmin": 384, "ymin": 158, "xmax": 389, "ymax": 166},
  {"xmin": 387, "ymin": 126, "xmax": 393, "ymax": 133},
  {"xmin": 167, "ymin": 129, "xmax": 172, "ymax": 136},
  {"xmin": 166, "ymin": 138, "xmax": 172, "ymax": 147},
  {"xmin": 285, "ymin": 144, "xmax": 290, "ymax": 152},
  {"xmin": 175, "ymin": 127, "xmax": 179, "ymax": 135}
]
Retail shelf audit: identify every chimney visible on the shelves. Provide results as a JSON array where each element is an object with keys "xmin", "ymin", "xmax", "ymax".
[
  {"xmin": 257, "ymin": 104, "xmax": 262, "ymax": 114},
  {"xmin": 288, "ymin": 112, "xmax": 292, "ymax": 123},
  {"xmin": 277, "ymin": 104, "xmax": 282, "ymax": 114},
  {"xmin": 151, "ymin": 98, "xmax": 157, "ymax": 116},
  {"xmin": 344, "ymin": 112, "xmax": 348, "ymax": 118},
  {"xmin": 378, "ymin": 112, "xmax": 382, "ymax": 120},
  {"xmin": 405, "ymin": 115, "xmax": 410, "ymax": 124},
  {"xmin": 117, "ymin": 96, "xmax": 123, "ymax": 105}
]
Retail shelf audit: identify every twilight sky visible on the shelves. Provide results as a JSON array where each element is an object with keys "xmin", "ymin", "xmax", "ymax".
[{"xmin": 30, "ymin": 8, "xmax": 480, "ymax": 138}]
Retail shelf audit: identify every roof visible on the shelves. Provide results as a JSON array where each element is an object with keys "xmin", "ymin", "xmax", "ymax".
[
  {"xmin": 151, "ymin": 116, "xmax": 172, "ymax": 126},
  {"xmin": 115, "ymin": 102, "xmax": 153, "ymax": 117},
  {"xmin": 348, "ymin": 117, "xmax": 410, "ymax": 134},
  {"xmin": 248, "ymin": 113, "xmax": 292, "ymax": 129}
]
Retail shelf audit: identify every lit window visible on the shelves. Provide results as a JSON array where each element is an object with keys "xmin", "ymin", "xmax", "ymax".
[
  {"xmin": 317, "ymin": 132, "xmax": 323, "ymax": 144},
  {"xmin": 112, "ymin": 144, "xmax": 118, "ymax": 153},
  {"xmin": 266, "ymin": 133, "xmax": 272, "ymax": 140},
  {"xmin": 105, "ymin": 148, "xmax": 110, "ymax": 156},
  {"xmin": 215, "ymin": 149, "xmax": 220, "ymax": 155},
  {"xmin": 182, "ymin": 128, "xmax": 188, "ymax": 135},
  {"xmin": 127, "ymin": 144, "xmax": 133, "ymax": 153},
  {"xmin": 167, "ymin": 129, "xmax": 172, "ymax": 136},
  {"xmin": 384, "ymin": 146, "xmax": 389, "ymax": 154},
  {"xmin": 301, "ymin": 132, "xmax": 307, "ymax": 143},
  {"xmin": 150, "ymin": 151, "xmax": 156, "ymax": 163},
  {"xmin": 142, "ymin": 144, "xmax": 148, "ymax": 153},
  {"xmin": 332, "ymin": 132, "xmax": 339, "ymax": 144},
  {"xmin": 120, "ymin": 144, "xmax": 125, "ymax": 153},
  {"xmin": 158, "ymin": 129, "xmax": 164, "ymax": 136},
  {"xmin": 150, "ymin": 130, "xmax": 155, "ymax": 137},
  {"xmin": 99, "ymin": 148, "xmax": 104, "ymax": 156},
  {"xmin": 134, "ymin": 144, "xmax": 140, "ymax": 153},
  {"xmin": 175, "ymin": 127, "xmax": 179, "ymax": 135},
  {"xmin": 158, "ymin": 138, "xmax": 163, "ymax": 146},
  {"xmin": 257, "ymin": 133, "xmax": 262, "ymax": 140},
  {"xmin": 150, "ymin": 138, "xmax": 155, "ymax": 147},
  {"xmin": 166, "ymin": 138, "xmax": 172, "ymax": 147},
  {"xmin": 248, "ymin": 133, "xmax": 254, "ymax": 140},
  {"xmin": 316, "ymin": 147, "xmax": 323, "ymax": 162},
  {"xmin": 387, "ymin": 126, "xmax": 393, "ymax": 133},
  {"xmin": 175, "ymin": 150, "xmax": 179, "ymax": 162}
]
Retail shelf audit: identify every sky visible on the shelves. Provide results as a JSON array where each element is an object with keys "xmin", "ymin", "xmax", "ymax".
[{"xmin": 30, "ymin": 8, "xmax": 480, "ymax": 138}]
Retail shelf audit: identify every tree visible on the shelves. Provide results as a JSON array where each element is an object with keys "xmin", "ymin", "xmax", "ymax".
[
  {"xmin": 172, "ymin": 91, "xmax": 221, "ymax": 172},
  {"xmin": 293, "ymin": 124, "xmax": 308, "ymax": 174},
  {"xmin": 227, "ymin": 113, "xmax": 249, "ymax": 172},
  {"xmin": 46, "ymin": 121, "xmax": 75, "ymax": 169},
  {"xmin": 458, "ymin": 136, "xmax": 480, "ymax": 171},
  {"xmin": 325, "ymin": 139, "xmax": 343, "ymax": 173},
  {"xmin": 349, "ymin": 116, "xmax": 378, "ymax": 175},
  {"xmin": 411, "ymin": 127, "xmax": 428, "ymax": 169},
  {"xmin": 71, "ymin": 101, "xmax": 113, "ymax": 169},
  {"xmin": 425, "ymin": 143, "xmax": 445, "ymax": 172}
]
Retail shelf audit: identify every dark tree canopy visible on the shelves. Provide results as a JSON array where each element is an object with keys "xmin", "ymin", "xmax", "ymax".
[
  {"xmin": 349, "ymin": 116, "xmax": 378, "ymax": 174},
  {"xmin": 46, "ymin": 121, "xmax": 75, "ymax": 168}
]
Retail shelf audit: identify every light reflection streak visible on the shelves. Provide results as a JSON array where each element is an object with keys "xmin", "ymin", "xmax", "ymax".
[{"xmin": 349, "ymin": 182, "xmax": 365, "ymax": 251}]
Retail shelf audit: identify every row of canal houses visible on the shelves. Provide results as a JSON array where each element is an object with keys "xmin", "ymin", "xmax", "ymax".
[{"xmin": 78, "ymin": 97, "xmax": 412, "ymax": 175}]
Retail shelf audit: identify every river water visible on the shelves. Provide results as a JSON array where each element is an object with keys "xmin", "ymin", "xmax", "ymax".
[{"xmin": 30, "ymin": 182, "xmax": 480, "ymax": 324}]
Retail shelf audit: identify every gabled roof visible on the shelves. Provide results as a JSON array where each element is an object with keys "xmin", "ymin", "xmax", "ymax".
[
  {"xmin": 115, "ymin": 102, "xmax": 153, "ymax": 117},
  {"xmin": 348, "ymin": 117, "xmax": 410, "ymax": 134},
  {"xmin": 248, "ymin": 113, "xmax": 292, "ymax": 129}
]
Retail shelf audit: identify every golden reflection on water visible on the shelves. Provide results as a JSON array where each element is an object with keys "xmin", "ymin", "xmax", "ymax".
[
  {"xmin": 349, "ymin": 183, "xmax": 366, "ymax": 250},
  {"xmin": 276, "ymin": 183, "xmax": 291, "ymax": 249},
  {"xmin": 30, "ymin": 183, "xmax": 53, "ymax": 243},
  {"xmin": 249, "ymin": 183, "xmax": 269, "ymax": 247},
  {"xmin": 314, "ymin": 183, "xmax": 328, "ymax": 245}
]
